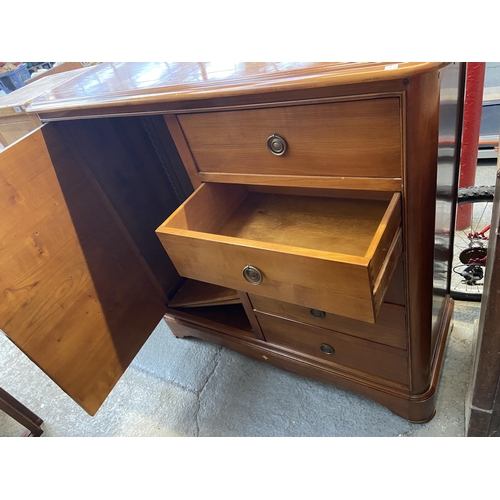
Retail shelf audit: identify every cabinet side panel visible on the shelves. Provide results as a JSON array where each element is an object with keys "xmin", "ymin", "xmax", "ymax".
[
  {"xmin": 405, "ymin": 71, "xmax": 441, "ymax": 394},
  {"xmin": 432, "ymin": 63, "xmax": 465, "ymax": 354},
  {"xmin": 56, "ymin": 117, "xmax": 189, "ymax": 297},
  {"xmin": 0, "ymin": 125, "xmax": 167, "ymax": 415}
]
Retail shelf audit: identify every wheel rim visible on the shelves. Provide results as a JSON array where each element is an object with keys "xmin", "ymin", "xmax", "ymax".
[{"xmin": 451, "ymin": 196, "xmax": 492, "ymax": 300}]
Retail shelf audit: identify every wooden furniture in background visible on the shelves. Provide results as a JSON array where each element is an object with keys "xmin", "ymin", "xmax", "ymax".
[
  {"xmin": 0, "ymin": 63, "xmax": 466, "ymax": 422},
  {"xmin": 0, "ymin": 67, "xmax": 91, "ymax": 147},
  {"xmin": 466, "ymin": 168, "xmax": 500, "ymax": 437},
  {"xmin": 0, "ymin": 388, "xmax": 43, "ymax": 437},
  {"xmin": 26, "ymin": 62, "xmax": 86, "ymax": 85}
]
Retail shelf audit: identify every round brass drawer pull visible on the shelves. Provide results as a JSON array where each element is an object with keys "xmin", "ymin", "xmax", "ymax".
[
  {"xmin": 320, "ymin": 344, "xmax": 335, "ymax": 355},
  {"xmin": 310, "ymin": 309, "xmax": 326, "ymax": 319},
  {"xmin": 243, "ymin": 265, "xmax": 263, "ymax": 285},
  {"xmin": 267, "ymin": 134, "xmax": 287, "ymax": 156}
]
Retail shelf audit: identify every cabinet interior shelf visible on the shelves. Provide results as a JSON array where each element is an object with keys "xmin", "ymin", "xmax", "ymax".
[{"xmin": 168, "ymin": 279, "xmax": 240, "ymax": 308}]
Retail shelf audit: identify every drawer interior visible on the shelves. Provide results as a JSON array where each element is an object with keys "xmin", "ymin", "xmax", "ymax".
[
  {"xmin": 160, "ymin": 183, "xmax": 397, "ymax": 259},
  {"xmin": 218, "ymin": 192, "xmax": 388, "ymax": 255},
  {"xmin": 174, "ymin": 304, "xmax": 254, "ymax": 336},
  {"xmin": 166, "ymin": 278, "xmax": 255, "ymax": 338},
  {"xmin": 156, "ymin": 183, "xmax": 402, "ymax": 323}
]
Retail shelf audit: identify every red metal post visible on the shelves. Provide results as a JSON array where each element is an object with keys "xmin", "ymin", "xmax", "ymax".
[{"xmin": 457, "ymin": 62, "xmax": 486, "ymax": 230}]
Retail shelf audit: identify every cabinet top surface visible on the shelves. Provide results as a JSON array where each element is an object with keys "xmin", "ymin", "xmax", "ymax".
[
  {"xmin": 0, "ymin": 67, "xmax": 92, "ymax": 117},
  {"xmin": 25, "ymin": 62, "xmax": 445, "ymax": 117}
]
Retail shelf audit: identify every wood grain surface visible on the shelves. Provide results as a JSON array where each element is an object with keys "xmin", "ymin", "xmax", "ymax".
[
  {"xmin": 157, "ymin": 183, "xmax": 401, "ymax": 323},
  {"xmin": 0, "ymin": 125, "xmax": 167, "ymax": 415},
  {"xmin": 0, "ymin": 67, "xmax": 91, "ymax": 118},
  {"xmin": 217, "ymin": 192, "xmax": 389, "ymax": 256},
  {"xmin": 168, "ymin": 279, "xmax": 240, "ymax": 308},
  {"xmin": 404, "ymin": 71, "xmax": 441, "ymax": 394},
  {"xmin": 0, "ymin": 115, "xmax": 41, "ymax": 147},
  {"xmin": 238, "ymin": 291, "xmax": 266, "ymax": 340},
  {"xmin": 0, "ymin": 62, "xmax": 457, "ymax": 423},
  {"xmin": 25, "ymin": 62, "xmax": 445, "ymax": 117},
  {"xmin": 197, "ymin": 172, "xmax": 402, "ymax": 191},
  {"xmin": 366, "ymin": 193, "xmax": 402, "ymax": 283},
  {"xmin": 164, "ymin": 114, "xmax": 201, "ymax": 189},
  {"xmin": 57, "ymin": 118, "xmax": 185, "ymax": 297},
  {"xmin": 255, "ymin": 313, "xmax": 408, "ymax": 386},
  {"xmin": 248, "ymin": 294, "xmax": 407, "ymax": 350},
  {"xmin": 178, "ymin": 98, "xmax": 402, "ymax": 178},
  {"xmin": 373, "ymin": 229, "xmax": 403, "ymax": 315}
]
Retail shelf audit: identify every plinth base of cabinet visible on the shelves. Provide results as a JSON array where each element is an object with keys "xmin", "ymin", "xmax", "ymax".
[
  {"xmin": 403, "ymin": 295, "xmax": 454, "ymax": 424},
  {"xmin": 164, "ymin": 296, "xmax": 453, "ymax": 424}
]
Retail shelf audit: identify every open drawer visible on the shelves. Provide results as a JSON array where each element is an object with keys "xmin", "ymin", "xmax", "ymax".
[{"xmin": 156, "ymin": 184, "xmax": 402, "ymax": 323}]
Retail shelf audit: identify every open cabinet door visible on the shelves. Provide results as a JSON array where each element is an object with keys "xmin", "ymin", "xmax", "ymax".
[{"xmin": 0, "ymin": 125, "xmax": 168, "ymax": 415}]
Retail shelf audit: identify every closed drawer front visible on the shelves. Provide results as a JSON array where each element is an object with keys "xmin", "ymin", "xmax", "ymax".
[
  {"xmin": 249, "ymin": 294, "xmax": 406, "ymax": 350},
  {"xmin": 156, "ymin": 183, "xmax": 402, "ymax": 323},
  {"xmin": 177, "ymin": 97, "xmax": 402, "ymax": 179},
  {"xmin": 257, "ymin": 313, "xmax": 408, "ymax": 386}
]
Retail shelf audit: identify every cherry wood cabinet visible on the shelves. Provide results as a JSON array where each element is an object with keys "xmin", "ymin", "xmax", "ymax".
[{"xmin": 0, "ymin": 63, "xmax": 465, "ymax": 421}]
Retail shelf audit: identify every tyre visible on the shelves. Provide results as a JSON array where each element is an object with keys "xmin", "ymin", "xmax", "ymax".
[{"xmin": 450, "ymin": 186, "xmax": 495, "ymax": 301}]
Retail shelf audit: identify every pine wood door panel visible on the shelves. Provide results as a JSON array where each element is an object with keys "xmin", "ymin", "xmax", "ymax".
[{"xmin": 0, "ymin": 125, "xmax": 167, "ymax": 415}]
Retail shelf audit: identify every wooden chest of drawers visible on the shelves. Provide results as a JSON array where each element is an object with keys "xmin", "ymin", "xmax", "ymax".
[{"xmin": 0, "ymin": 62, "xmax": 465, "ymax": 422}]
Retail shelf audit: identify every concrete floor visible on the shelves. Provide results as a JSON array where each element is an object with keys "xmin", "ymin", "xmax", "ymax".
[{"xmin": 0, "ymin": 300, "xmax": 482, "ymax": 437}]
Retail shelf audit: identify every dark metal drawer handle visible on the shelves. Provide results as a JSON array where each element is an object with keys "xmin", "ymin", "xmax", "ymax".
[
  {"xmin": 267, "ymin": 134, "xmax": 287, "ymax": 156},
  {"xmin": 243, "ymin": 265, "xmax": 263, "ymax": 285},
  {"xmin": 310, "ymin": 309, "xmax": 326, "ymax": 319},
  {"xmin": 320, "ymin": 344, "xmax": 335, "ymax": 355}
]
